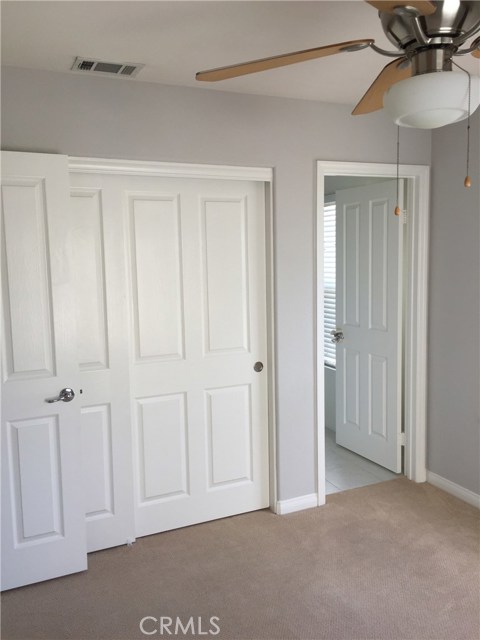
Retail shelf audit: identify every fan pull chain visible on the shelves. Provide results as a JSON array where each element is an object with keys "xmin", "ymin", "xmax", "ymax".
[
  {"xmin": 394, "ymin": 125, "xmax": 401, "ymax": 216},
  {"xmin": 465, "ymin": 71, "xmax": 472, "ymax": 188},
  {"xmin": 452, "ymin": 60, "xmax": 472, "ymax": 188}
]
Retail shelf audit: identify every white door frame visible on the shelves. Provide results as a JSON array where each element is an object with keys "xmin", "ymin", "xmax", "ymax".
[
  {"xmin": 68, "ymin": 157, "xmax": 278, "ymax": 511},
  {"xmin": 316, "ymin": 161, "xmax": 430, "ymax": 504}
]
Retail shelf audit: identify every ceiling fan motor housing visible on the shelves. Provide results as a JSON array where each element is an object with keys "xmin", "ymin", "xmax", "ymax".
[
  {"xmin": 381, "ymin": 0, "xmax": 480, "ymax": 55},
  {"xmin": 411, "ymin": 47, "xmax": 453, "ymax": 74}
]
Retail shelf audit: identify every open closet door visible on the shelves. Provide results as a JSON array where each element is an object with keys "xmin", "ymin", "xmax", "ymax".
[
  {"xmin": 335, "ymin": 179, "xmax": 404, "ymax": 473},
  {"xmin": 1, "ymin": 152, "xmax": 87, "ymax": 590}
]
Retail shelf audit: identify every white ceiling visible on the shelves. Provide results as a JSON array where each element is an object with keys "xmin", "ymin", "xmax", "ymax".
[{"xmin": 2, "ymin": 1, "xmax": 479, "ymax": 106}]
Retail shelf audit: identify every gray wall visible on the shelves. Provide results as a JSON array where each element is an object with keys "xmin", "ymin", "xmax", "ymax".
[
  {"xmin": 324, "ymin": 366, "xmax": 336, "ymax": 432},
  {"xmin": 1, "ymin": 66, "xmax": 433, "ymax": 500},
  {"xmin": 428, "ymin": 110, "xmax": 480, "ymax": 494}
]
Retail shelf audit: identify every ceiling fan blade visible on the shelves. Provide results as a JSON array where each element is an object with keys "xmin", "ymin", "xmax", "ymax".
[
  {"xmin": 366, "ymin": 1, "xmax": 436, "ymax": 16},
  {"xmin": 352, "ymin": 57, "xmax": 412, "ymax": 115},
  {"xmin": 196, "ymin": 39, "xmax": 374, "ymax": 82}
]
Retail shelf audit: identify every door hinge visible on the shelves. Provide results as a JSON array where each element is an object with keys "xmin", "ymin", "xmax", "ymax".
[
  {"xmin": 399, "ymin": 432, "xmax": 406, "ymax": 446},
  {"xmin": 401, "ymin": 209, "xmax": 408, "ymax": 224}
]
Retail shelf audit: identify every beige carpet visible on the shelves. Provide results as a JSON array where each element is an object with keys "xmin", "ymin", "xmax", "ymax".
[{"xmin": 1, "ymin": 478, "xmax": 479, "ymax": 640}]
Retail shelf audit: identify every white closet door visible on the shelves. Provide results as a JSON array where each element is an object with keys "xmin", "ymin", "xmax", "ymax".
[
  {"xmin": 121, "ymin": 175, "xmax": 270, "ymax": 537},
  {"xmin": 69, "ymin": 174, "xmax": 135, "ymax": 552},
  {"xmin": 1, "ymin": 152, "xmax": 87, "ymax": 590},
  {"xmin": 335, "ymin": 180, "xmax": 403, "ymax": 472},
  {"xmin": 69, "ymin": 170, "xmax": 270, "ymax": 547},
  {"xmin": 1, "ymin": 155, "xmax": 270, "ymax": 588}
]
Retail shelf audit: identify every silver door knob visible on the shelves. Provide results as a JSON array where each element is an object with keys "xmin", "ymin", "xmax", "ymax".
[
  {"xmin": 254, "ymin": 361, "xmax": 264, "ymax": 372},
  {"xmin": 330, "ymin": 329, "xmax": 344, "ymax": 344},
  {"xmin": 45, "ymin": 388, "xmax": 75, "ymax": 403}
]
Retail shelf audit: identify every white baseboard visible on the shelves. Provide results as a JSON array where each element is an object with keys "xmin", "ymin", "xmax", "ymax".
[
  {"xmin": 427, "ymin": 471, "xmax": 480, "ymax": 509},
  {"xmin": 276, "ymin": 493, "xmax": 318, "ymax": 515}
]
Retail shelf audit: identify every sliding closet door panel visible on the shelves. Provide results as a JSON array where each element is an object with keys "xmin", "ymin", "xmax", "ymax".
[
  {"xmin": 69, "ymin": 177, "xmax": 135, "ymax": 552},
  {"xmin": 122, "ymin": 176, "xmax": 269, "ymax": 537}
]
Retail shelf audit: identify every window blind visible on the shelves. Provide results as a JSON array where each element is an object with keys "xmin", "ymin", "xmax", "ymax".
[{"xmin": 324, "ymin": 201, "xmax": 336, "ymax": 367}]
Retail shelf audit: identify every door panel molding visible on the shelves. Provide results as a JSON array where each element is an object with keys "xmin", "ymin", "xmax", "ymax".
[
  {"xmin": 316, "ymin": 161, "xmax": 430, "ymax": 503},
  {"xmin": 2, "ymin": 177, "xmax": 56, "ymax": 380}
]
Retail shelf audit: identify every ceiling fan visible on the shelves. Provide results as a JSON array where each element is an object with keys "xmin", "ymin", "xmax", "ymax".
[{"xmin": 196, "ymin": 1, "xmax": 480, "ymax": 129}]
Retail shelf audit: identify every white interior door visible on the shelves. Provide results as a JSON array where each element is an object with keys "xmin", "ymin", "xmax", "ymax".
[
  {"xmin": 69, "ymin": 174, "xmax": 135, "ymax": 552},
  {"xmin": 1, "ymin": 152, "xmax": 87, "ymax": 590},
  {"xmin": 120, "ymin": 175, "xmax": 270, "ymax": 537},
  {"xmin": 335, "ymin": 180, "xmax": 404, "ymax": 472}
]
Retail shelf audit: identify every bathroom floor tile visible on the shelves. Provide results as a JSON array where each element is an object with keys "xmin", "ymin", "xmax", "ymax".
[{"xmin": 325, "ymin": 429, "xmax": 399, "ymax": 492}]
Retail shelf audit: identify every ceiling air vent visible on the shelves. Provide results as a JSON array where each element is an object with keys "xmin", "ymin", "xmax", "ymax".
[{"xmin": 71, "ymin": 57, "xmax": 144, "ymax": 78}]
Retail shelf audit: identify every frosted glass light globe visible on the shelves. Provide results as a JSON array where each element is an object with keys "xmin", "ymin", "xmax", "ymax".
[{"xmin": 383, "ymin": 71, "xmax": 480, "ymax": 129}]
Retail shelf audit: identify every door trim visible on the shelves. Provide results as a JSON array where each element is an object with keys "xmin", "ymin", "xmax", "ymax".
[
  {"xmin": 69, "ymin": 157, "xmax": 272, "ymax": 182},
  {"xmin": 315, "ymin": 161, "xmax": 430, "ymax": 505},
  {"xmin": 68, "ymin": 157, "xmax": 277, "ymax": 512}
]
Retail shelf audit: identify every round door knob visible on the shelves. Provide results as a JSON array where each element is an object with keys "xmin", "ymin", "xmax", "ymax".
[{"xmin": 254, "ymin": 361, "xmax": 264, "ymax": 372}]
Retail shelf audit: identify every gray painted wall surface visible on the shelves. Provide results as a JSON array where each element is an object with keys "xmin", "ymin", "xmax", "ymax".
[
  {"xmin": 1, "ymin": 66, "xmax": 433, "ymax": 500},
  {"xmin": 324, "ymin": 366, "xmax": 336, "ymax": 432},
  {"xmin": 428, "ymin": 111, "xmax": 480, "ymax": 494}
]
